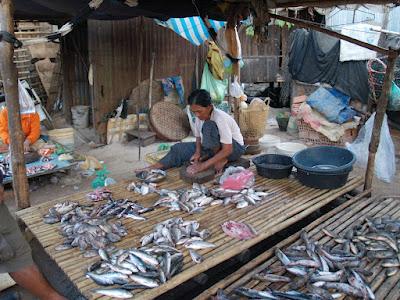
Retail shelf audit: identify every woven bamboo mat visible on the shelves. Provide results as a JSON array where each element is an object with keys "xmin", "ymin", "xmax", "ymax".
[
  {"xmin": 16, "ymin": 168, "xmax": 363, "ymax": 299},
  {"xmin": 195, "ymin": 193, "xmax": 400, "ymax": 300}
]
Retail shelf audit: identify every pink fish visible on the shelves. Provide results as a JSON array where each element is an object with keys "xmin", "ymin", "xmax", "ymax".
[{"xmin": 221, "ymin": 220, "xmax": 257, "ymax": 240}]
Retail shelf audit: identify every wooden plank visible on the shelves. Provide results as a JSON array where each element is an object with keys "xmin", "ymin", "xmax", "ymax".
[
  {"xmin": 196, "ymin": 194, "xmax": 400, "ymax": 300},
  {"xmin": 16, "ymin": 168, "xmax": 363, "ymax": 299}
]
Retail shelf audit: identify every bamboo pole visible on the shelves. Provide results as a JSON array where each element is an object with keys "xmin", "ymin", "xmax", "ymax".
[
  {"xmin": 276, "ymin": 0, "xmax": 395, "ymax": 8},
  {"xmin": 0, "ymin": 0, "xmax": 30, "ymax": 209},
  {"xmin": 269, "ymin": 13, "xmax": 392, "ymax": 55},
  {"xmin": 364, "ymin": 50, "xmax": 398, "ymax": 190}
]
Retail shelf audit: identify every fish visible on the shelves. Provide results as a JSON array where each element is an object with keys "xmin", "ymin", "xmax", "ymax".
[
  {"xmin": 221, "ymin": 221, "xmax": 257, "ymax": 240},
  {"xmin": 92, "ymin": 288, "xmax": 133, "ymax": 298},
  {"xmin": 189, "ymin": 249, "xmax": 204, "ymax": 264},
  {"xmin": 129, "ymin": 249, "xmax": 159, "ymax": 268},
  {"xmin": 233, "ymin": 287, "xmax": 277, "ymax": 299},
  {"xmin": 321, "ymin": 282, "xmax": 365, "ymax": 298},
  {"xmin": 185, "ymin": 240, "xmax": 216, "ymax": 250},
  {"xmin": 129, "ymin": 274, "xmax": 159, "ymax": 288},
  {"xmin": 253, "ymin": 273, "xmax": 291, "ymax": 283},
  {"xmin": 86, "ymin": 272, "xmax": 129, "ymax": 286}
]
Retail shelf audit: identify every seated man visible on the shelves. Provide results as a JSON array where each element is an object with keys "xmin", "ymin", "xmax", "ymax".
[
  {"xmin": 0, "ymin": 171, "xmax": 66, "ymax": 300},
  {"xmin": 0, "ymin": 107, "xmax": 40, "ymax": 153},
  {"xmin": 143, "ymin": 89, "xmax": 245, "ymax": 175}
]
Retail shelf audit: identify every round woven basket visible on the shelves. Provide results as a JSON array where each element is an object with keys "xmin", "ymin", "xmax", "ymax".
[
  {"xmin": 149, "ymin": 102, "xmax": 190, "ymax": 141},
  {"xmin": 239, "ymin": 100, "xmax": 269, "ymax": 140}
]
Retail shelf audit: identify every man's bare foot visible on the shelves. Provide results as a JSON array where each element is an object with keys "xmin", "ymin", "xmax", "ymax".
[{"xmin": 214, "ymin": 158, "xmax": 228, "ymax": 175}]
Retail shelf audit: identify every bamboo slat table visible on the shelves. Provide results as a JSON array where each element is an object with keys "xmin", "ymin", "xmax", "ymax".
[
  {"xmin": 16, "ymin": 168, "xmax": 363, "ymax": 299},
  {"xmin": 195, "ymin": 193, "xmax": 400, "ymax": 300}
]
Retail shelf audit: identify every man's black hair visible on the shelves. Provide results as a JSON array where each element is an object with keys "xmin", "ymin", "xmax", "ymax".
[{"xmin": 188, "ymin": 89, "xmax": 212, "ymax": 107}]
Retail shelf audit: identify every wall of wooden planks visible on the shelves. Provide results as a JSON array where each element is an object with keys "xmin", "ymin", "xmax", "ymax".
[{"xmin": 62, "ymin": 18, "xmax": 282, "ymax": 139}]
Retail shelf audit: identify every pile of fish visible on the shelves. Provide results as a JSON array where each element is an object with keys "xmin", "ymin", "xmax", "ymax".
[
  {"xmin": 90, "ymin": 198, "xmax": 154, "ymax": 221},
  {"xmin": 135, "ymin": 169, "xmax": 166, "ymax": 183},
  {"xmin": 87, "ymin": 246, "xmax": 184, "ymax": 298},
  {"xmin": 86, "ymin": 187, "xmax": 113, "ymax": 202},
  {"xmin": 26, "ymin": 162, "xmax": 56, "ymax": 175},
  {"xmin": 140, "ymin": 217, "xmax": 215, "ymax": 264},
  {"xmin": 153, "ymin": 183, "xmax": 273, "ymax": 214},
  {"xmin": 225, "ymin": 230, "xmax": 376, "ymax": 300},
  {"xmin": 127, "ymin": 181, "xmax": 157, "ymax": 196},
  {"xmin": 224, "ymin": 216, "xmax": 400, "ymax": 300},
  {"xmin": 43, "ymin": 201, "xmax": 128, "ymax": 254},
  {"xmin": 210, "ymin": 187, "xmax": 273, "ymax": 209},
  {"xmin": 322, "ymin": 216, "xmax": 400, "ymax": 277}
]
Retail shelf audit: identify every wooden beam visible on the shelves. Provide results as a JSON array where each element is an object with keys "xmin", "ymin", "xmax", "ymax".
[
  {"xmin": 269, "ymin": 13, "xmax": 393, "ymax": 55},
  {"xmin": 0, "ymin": 0, "xmax": 30, "ymax": 209},
  {"xmin": 364, "ymin": 50, "xmax": 398, "ymax": 190},
  {"xmin": 277, "ymin": 0, "xmax": 397, "ymax": 8}
]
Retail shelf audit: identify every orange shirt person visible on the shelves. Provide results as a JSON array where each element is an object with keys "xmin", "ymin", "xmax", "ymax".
[{"xmin": 0, "ymin": 108, "xmax": 40, "ymax": 152}]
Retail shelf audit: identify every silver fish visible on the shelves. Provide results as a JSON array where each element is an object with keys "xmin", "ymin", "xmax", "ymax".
[
  {"xmin": 129, "ymin": 274, "xmax": 159, "ymax": 288},
  {"xmin": 185, "ymin": 240, "xmax": 216, "ymax": 250},
  {"xmin": 92, "ymin": 288, "xmax": 133, "ymax": 298},
  {"xmin": 189, "ymin": 249, "xmax": 204, "ymax": 264}
]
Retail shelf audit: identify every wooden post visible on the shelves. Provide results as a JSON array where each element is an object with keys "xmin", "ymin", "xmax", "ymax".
[
  {"xmin": 0, "ymin": 0, "xmax": 30, "ymax": 209},
  {"xmin": 364, "ymin": 50, "xmax": 398, "ymax": 191}
]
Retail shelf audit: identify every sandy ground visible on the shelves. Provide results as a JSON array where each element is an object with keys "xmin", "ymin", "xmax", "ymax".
[{"xmin": 1, "ymin": 108, "xmax": 399, "ymax": 299}]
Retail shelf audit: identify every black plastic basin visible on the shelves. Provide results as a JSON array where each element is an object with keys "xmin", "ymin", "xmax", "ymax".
[{"xmin": 252, "ymin": 154, "xmax": 293, "ymax": 179}]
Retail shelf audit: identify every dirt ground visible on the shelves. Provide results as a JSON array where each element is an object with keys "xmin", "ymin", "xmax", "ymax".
[{"xmin": 1, "ymin": 108, "xmax": 399, "ymax": 299}]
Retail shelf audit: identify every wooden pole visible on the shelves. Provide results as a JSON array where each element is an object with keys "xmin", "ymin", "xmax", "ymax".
[
  {"xmin": 270, "ymin": 13, "xmax": 393, "ymax": 55},
  {"xmin": 148, "ymin": 52, "xmax": 155, "ymax": 110},
  {"xmin": 0, "ymin": 0, "xmax": 30, "ymax": 209},
  {"xmin": 364, "ymin": 50, "xmax": 398, "ymax": 191},
  {"xmin": 277, "ymin": 0, "xmax": 395, "ymax": 8}
]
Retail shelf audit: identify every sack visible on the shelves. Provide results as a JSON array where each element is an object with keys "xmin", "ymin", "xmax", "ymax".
[
  {"xmin": 346, "ymin": 112, "xmax": 395, "ymax": 183},
  {"xmin": 200, "ymin": 64, "xmax": 228, "ymax": 104}
]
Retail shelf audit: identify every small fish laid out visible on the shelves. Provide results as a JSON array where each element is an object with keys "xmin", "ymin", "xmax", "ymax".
[
  {"xmin": 87, "ymin": 245, "xmax": 184, "ymax": 298},
  {"xmin": 43, "ymin": 201, "xmax": 128, "ymax": 253},
  {"xmin": 127, "ymin": 182, "xmax": 157, "ymax": 196},
  {"xmin": 322, "ymin": 216, "xmax": 400, "ymax": 278},
  {"xmin": 221, "ymin": 221, "xmax": 257, "ymax": 240},
  {"xmin": 210, "ymin": 187, "xmax": 273, "ymax": 209},
  {"xmin": 135, "ymin": 169, "xmax": 166, "ymax": 183},
  {"xmin": 86, "ymin": 187, "xmax": 113, "ymax": 202},
  {"xmin": 153, "ymin": 183, "xmax": 273, "ymax": 215},
  {"xmin": 90, "ymin": 198, "xmax": 153, "ymax": 221},
  {"xmin": 153, "ymin": 183, "xmax": 212, "ymax": 214},
  {"xmin": 227, "ymin": 230, "xmax": 376, "ymax": 300},
  {"xmin": 26, "ymin": 162, "xmax": 56, "ymax": 175},
  {"xmin": 140, "ymin": 217, "xmax": 215, "ymax": 264}
]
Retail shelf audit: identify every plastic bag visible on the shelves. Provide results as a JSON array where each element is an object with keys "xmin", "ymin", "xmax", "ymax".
[
  {"xmin": 388, "ymin": 81, "xmax": 400, "ymax": 111},
  {"xmin": 200, "ymin": 63, "xmax": 228, "ymax": 104},
  {"xmin": 346, "ymin": 112, "xmax": 395, "ymax": 183},
  {"xmin": 229, "ymin": 78, "xmax": 244, "ymax": 98},
  {"xmin": 220, "ymin": 166, "xmax": 255, "ymax": 190},
  {"xmin": 18, "ymin": 80, "xmax": 36, "ymax": 114}
]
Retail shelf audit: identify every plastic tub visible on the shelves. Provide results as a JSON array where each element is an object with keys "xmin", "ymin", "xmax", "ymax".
[
  {"xmin": 252, "ymin": 154, "xmax": 293, "ymax": 179},
  {"xmin": 275, "ymin": 142, "xmax": 307, "ymax": 157},
  {"xmin": 295, "ymin": 168, "xmax": 351, "ymax": 189},
  {"xmin": 293, "ymin": 146, "xmax": 355, "ymax": 173}
]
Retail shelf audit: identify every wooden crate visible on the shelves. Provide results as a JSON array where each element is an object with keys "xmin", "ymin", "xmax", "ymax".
[
  {"xmin": 195, "ymin": 193, "xmax": 400, "ymax": 300},
  {"xmin": 16, "ymin": 168, "xmax": 363, "ymax": 300}
]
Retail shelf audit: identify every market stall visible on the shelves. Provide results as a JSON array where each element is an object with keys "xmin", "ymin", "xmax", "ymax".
[
  {"xmin": 15, "ymin": 168, "xmax": 363, "ymax": 299},
  {"xmin": 195, "ymin": 193, "xmax": 399, "ymax": 300}
]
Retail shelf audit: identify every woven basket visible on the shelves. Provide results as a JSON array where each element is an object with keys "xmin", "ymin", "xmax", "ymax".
[
  {"xmin": 297, "ymin": 119, "xmax": 358, "ymax": 146},
  {"xmin": 149, "ymin": 102, "xmax": 191, "ymax": 141},
  {"xmin": 239, "ymin": 101, "xmax": 269, "ymax": 140}
]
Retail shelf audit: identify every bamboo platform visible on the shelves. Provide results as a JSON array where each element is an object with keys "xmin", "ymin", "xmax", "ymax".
[
  {"xmin": 15, "ymin": 168, "xmax": 363, "ymax": 299},
  {"xmin": 195, "ymin": 193, "xmax": 400, "ymax": 300}
]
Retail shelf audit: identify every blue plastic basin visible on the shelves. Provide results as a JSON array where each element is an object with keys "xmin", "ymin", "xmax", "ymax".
[{"xmin": 293, "ymin": 146, "xmax": 355, "ymax": 174}]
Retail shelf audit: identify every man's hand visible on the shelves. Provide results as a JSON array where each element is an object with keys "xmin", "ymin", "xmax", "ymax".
[
  {"xmin": 190, "ymin": 152, "xmax": 201, "ymax": 164},
  {"xmin": 186, "ymin": 162, "xmax": 206, "ymax": 175},
  {"xmin": 23, "ymin": 139, "xmax": 31, "ymax": 152}
]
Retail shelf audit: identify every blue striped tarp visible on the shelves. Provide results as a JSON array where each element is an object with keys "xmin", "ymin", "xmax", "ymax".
[{"xmin": 155, "ymin": 17, "xmax": 226, "ymax": 46}]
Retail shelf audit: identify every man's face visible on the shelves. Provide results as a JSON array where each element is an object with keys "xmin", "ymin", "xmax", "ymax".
[{"xmin": 190, "ymin": 104, "xmax": 212, "ymax": 121}]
